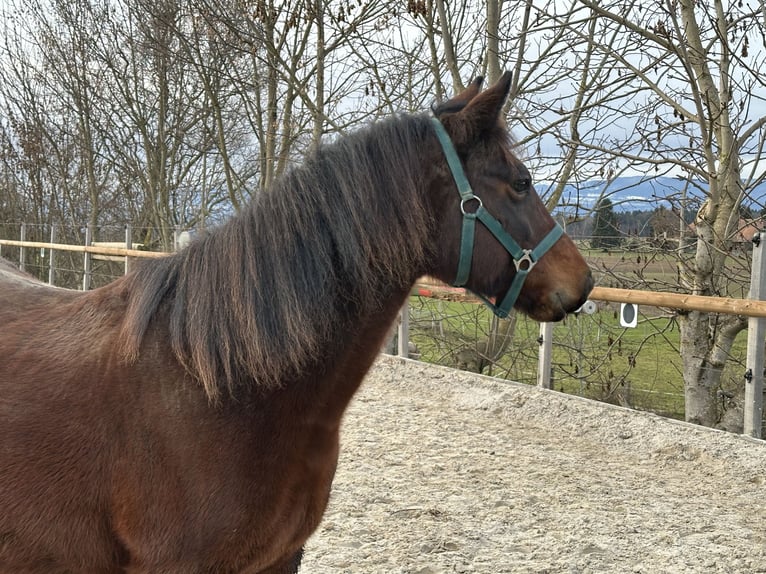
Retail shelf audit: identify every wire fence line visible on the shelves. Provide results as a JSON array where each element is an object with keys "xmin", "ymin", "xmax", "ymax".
[{"xmin": 1, "ymin": 225, "xmax": 764, "ymax": 438}]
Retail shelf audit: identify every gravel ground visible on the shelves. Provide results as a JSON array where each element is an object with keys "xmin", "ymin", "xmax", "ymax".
[{"xmin": 301, "ymin": 355, "xmax": 766, "ymax": 574}]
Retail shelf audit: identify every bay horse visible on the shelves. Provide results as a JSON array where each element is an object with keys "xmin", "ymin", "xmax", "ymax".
[{"xmin": 0, "ymin": 72, "xmax": 593, "ymax": 573}]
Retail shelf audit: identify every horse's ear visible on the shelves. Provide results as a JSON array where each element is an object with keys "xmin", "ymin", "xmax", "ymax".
[
  {"xmin": 464, "ymin": 71, "xmax": 512, "ymax": 125},
  {"xmin": 439, "ymin": 71, "xmax": 513, "ymax": 148},
  {"xmin": 434, "ymin": 76, "xmax": 484, "ymax": 115}
]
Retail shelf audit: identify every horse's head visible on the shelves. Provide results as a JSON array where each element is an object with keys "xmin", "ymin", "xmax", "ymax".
[{"xmin": 427, "ymin": 72, "xmax": 593, "ymax": 322}]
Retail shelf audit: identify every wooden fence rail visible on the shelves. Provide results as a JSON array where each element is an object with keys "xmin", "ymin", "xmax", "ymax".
[
  {"xmin": 0, "ymin": 239, "xmax": 167, "ymax": 259},
  {"xmin": 1, "ymin": 234, "xmax": 764, "ymax": 437},
  {"xmin": 590, "ymin": 286, "xmax": 766, "ymax": 318},
  {"xmin": 3, "ymin": 237, "xmax": 765, "ymax": 316},
  {"xmin": 414, "ymin": 281, "xmax": 766, "ymax": 318}
]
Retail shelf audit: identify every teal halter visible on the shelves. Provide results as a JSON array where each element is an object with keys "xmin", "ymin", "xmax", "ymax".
[{"xmin": 431, "ymin": 117, "xmax": 564, "ymax": 319}]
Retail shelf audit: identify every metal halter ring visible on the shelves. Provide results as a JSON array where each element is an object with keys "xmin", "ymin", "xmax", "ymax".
[
  {"xmin": 514, "ymin": 250, "xmax": 536, "ymax": 272},
  {"xmin": 460, "ymin": 195, "xmax": 483, "ymax": 216}
]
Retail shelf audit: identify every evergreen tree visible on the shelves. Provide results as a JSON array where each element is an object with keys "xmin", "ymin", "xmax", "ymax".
[{"xmin": 591, "ymin": 197, "xmax": 621, "ymax": 249}]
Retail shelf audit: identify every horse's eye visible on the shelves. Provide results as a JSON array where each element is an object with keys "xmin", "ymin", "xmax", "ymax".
[{"xmin": 513, "ymin": 178, "xmax": 531, "ymax": 193}]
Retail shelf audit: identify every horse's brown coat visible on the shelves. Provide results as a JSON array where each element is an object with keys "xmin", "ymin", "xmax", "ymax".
[{"xmin": 0, "ymin": 74, "xmax": 592, "ymax": 573}]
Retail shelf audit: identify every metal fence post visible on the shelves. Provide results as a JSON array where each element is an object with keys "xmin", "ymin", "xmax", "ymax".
[
  {"xmin": 398, "ymin": 300, "xmax": 410, "ymax": 358},
  {"xmin": 124, "ymin": 225, "xmax": 132, "ymax": 275},
  {"xmin": 744, "ymin": 233, "xmax": 765, "ymax": 438},
  {"xmin": 48, "ymin": 224, "xmax": 56, "ymax": 285},
  {"xmin": 537, "ymin": 322, "xmax": 553, "ymax": 389},
  {"xmin": 82, "ymin": 224, "xmax": 93, "ymax": 291},
  {"xmin": 19, "ymin": 222, "xmax": 26, "ymax": 272}
]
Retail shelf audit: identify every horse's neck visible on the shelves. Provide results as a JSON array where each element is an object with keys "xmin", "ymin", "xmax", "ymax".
[{"xmin": 291, "ymin": 286, "xmax": 412, "ymax": 423}]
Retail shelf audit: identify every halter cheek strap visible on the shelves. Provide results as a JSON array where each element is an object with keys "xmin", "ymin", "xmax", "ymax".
[{"xmin": 430, "ymin": 117, "xmax": 564, "ymax": 319}]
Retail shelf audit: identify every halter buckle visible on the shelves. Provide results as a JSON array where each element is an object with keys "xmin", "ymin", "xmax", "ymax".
[{"xmin": 514, "ymin": 250, "xmax": 536, "ymax": 272}]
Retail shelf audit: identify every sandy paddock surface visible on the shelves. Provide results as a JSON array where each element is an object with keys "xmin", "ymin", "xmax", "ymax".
[{"xmin": 301, "ymin": 356, "xmax": 766, "ymax": 574}]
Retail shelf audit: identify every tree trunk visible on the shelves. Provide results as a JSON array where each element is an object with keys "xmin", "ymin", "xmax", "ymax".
[
  {"xmin": 676, "ymin": 0, "xmax": 747, "ymax": 427},
  {"xmin": 485, "ymin": 0, "xmax": 502, "ymax": 85},
  {"xmin": 433, "ymin": 0, "xmax": 462, "ymax": 92},
  {"xmin": 454, "ymin": 313, "xmax": 517, "ymax": 374}
]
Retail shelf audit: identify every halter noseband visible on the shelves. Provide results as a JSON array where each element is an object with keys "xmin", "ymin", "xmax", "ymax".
[{"xmin": 431, "ymin": 117, "xmax": 564, "ymax": 319}]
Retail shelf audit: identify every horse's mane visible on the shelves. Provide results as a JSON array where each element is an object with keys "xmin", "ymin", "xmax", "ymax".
[{"xmin": 120, "ymin": 113, "xmax": 435, "ymax": 400}]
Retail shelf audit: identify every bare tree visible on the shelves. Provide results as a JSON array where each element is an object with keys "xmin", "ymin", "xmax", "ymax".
[
  {"xmin": 0, "ymin": 0, "xmax": 114, "ymax": 230},
  {"xmin": 0, "ymin": 0, "xmax": 255, "ymax": 246},
  {"xmin": 1, "ymin": 0, "xmax": 763, "ymax": 429},
  {"xmin": 548, "ymin": 0, "xmax": 765, "ymax": 428},
  {"xmin": 374, "ymin": 0, "xmax": 765, "ymax": 428}
]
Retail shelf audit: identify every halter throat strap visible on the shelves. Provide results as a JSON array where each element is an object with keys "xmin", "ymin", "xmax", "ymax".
[{"xmin": 430, "ymin": 117, "xmax": 564, "ymax": 318}]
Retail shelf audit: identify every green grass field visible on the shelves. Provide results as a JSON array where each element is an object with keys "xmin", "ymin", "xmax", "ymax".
[{"xmin": 407, "ymin": 295, "xmax": 749, "ymax": 421}]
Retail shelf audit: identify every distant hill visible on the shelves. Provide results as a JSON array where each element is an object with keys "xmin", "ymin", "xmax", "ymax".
[{"xmin": 538, "ymin": 176, "xmax": 766, "ymax": 213}]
